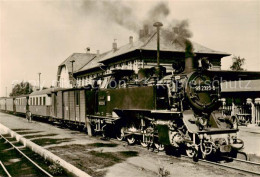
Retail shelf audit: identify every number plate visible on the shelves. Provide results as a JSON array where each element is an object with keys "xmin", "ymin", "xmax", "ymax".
[{"xmin": 194, "ymin": 85, "xmax": 215, "ymax": 92}]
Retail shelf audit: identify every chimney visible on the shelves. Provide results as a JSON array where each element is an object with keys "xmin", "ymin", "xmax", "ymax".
[
  {"xmin": 144, "ymin": 24, "xmax": 149, "ymax": 36},
  {"xmin": 86, "ymin": 47, "xmax": 90, "ymax": 53},
  {"xmin": 139, "ymin": 29, "xmax": 144, "ymax": 39},
  {"xmin": 129, "ymin": 36, "xmax": 133, "ymax": 46},
  {"xmin": 97, "ymin": 50, "xmax": 100, "ymax": 57},
  {"xmin": 112, "ymin": 39, "xmax": 117, "ymax": 51},
  {"xmin": 173, "ymin": 27, "xmax": 179, "ymax": 34}
]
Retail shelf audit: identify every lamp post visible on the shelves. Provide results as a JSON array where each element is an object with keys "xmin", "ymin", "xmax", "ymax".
[
  {"xmin": 153, "ymin": 22, "xmax": 163, "ymax": 77},
  {"xmin": 153, "ymin": 22, "xmax": 163, "ymax": 68},
  {"xmin": 38, "ymin": 72, "xmax": 41, "ymax": 90}
]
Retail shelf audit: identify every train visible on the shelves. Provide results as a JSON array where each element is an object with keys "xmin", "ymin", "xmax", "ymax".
[
  {"xmin": 2, "ymin": 56, "xmax": 260, "ymax": 160},
  {"xmin": 2, "ymin": 28, "xmax": 260, "ymax": 160}
]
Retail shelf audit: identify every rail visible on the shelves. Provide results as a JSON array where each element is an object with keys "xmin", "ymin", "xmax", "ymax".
[
  {"xmin": 181, "ymin": 155, "xmax": 260, "ymax": 176},
  {"xmin": 0, "ymin": 160, "xmax": 11, "ymax": 177},
  {"xmin": 0, "ymin": 134, "xmax": 53, "ymax": 177}
]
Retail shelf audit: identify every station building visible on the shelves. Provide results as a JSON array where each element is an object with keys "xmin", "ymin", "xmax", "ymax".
[{"xmin": 57, "ymin": 28, "xmax": 230, "ymax": 88}]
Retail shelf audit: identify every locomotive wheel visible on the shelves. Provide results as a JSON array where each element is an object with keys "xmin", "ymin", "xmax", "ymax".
[
  {"xmin": 141, "ymin": 134, "xmax": 152, "ymax": 148},
  {"xmin": 141, "ymin": 127, "xmax": 153, "ymax": 148},
  {"xmin": 116, "ymin": 127, "xmax": 125, "ymax": 141},
  {"xmin": 154, "ymin": 143, "xmax": 164, "ymax": 151},
  {"xmin": 127, "ymin": 135, "xmax": 136, "ymax": 145},
  {"xmin": 186, "ymin": 143, "xmax": 198, "ymax": 158},
  {"xmin": 200, "ymin": 141, "xmax": 213, "ymax": 158}
]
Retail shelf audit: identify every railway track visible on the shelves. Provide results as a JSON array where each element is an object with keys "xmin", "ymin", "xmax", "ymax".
[
  {"xmin": 180, "ymin": 155, "xmax": 260, "ymax": 176},
  {"xmin": 108, "ymin": 137, "xmax": 260, "ymax": 176},
  {"xmin": 0, "ymin": 133, "xmax": 53, "ymax": 177}
]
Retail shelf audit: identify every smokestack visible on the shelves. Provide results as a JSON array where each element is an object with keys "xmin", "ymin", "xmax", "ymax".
[
  {"xmin": 144, "ymin": 24, "xmax": 149, "ymax": 36},
  {"xmin": 184, "ymin": 40, "xmax": 195, "ymax": 73},
  {"xmin": 112, "ymin": 39, "xmax": 117, "ymax": 51},
  {"xmin": 129, "ymin": 36, "xmax": 133, "ymax": 46},
  {"xmin": 139, "ymin": 29, "xmax": 144, "ymax": 39}
]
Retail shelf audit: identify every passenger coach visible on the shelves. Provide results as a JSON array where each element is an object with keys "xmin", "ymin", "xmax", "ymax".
[{"xmin": 29, "ymin": 89, "xmax": 52, "ymax": 119}]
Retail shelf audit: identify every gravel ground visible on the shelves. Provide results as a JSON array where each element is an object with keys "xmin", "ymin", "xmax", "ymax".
[{"xmin": 0, "ymin": 112, "xmax": 259, "ymax": 177}]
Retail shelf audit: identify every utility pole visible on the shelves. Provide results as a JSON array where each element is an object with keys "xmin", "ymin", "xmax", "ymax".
[{"xmin": 38, "ymin": 72, "xmax": 41, "ymax": 90}]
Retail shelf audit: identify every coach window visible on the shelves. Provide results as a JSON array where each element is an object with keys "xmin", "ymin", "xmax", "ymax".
[
  {"xmin": 40, "ymin": 97, "xmax": 42, "ymax": 106},
  {"xmin": 43, "ymin": 97, "xmax": 46, "ymax": 105},
  {"xmin": 36, "ymin": 97, "xmax": 38, "ymax": 106},
  {"xmin": 30, "ymin": 98, "xmax": 32, "ymax": 105}
]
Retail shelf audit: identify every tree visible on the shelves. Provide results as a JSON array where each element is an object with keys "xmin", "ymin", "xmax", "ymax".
[
  {"xmin": 10, "ymin": 81, "xmax": 33, "ymax": 97},
  {"xmin": 230, "ymin": 56, "xmax": 245, "ymax": 71}
]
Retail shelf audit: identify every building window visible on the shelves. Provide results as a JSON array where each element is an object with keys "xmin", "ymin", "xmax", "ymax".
[
  {"xmin": 30, "ymin": 98, "xmax": 32, "ymax": 105},
  {"xmin": 33, "ymin": 98, "xmax": 35, "ymax": 106},
  {"xmin": 40, "ymin": 97, "xmax": 42, "ymax": 106},
  {"xmin": 43, "ymin": 97, "xmax": 46, "ymax": 105},
  {"xmin": 36, "ymin": 97, "xmax": 38, "ymax": 106}
]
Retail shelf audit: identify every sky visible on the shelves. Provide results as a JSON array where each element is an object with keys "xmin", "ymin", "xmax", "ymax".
[{"xmin": 0, "ymin": 0, "xmax": 259, "ymax": 97}]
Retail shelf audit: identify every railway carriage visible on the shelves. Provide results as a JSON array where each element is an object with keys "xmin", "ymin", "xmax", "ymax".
[
  {"xmin": 6, "ymin": 97, "xmax": 15, "ymax": 113},
  {"xmin": 0, "ymin": 98, "xmax": 6, "ymax": 111},
  {"xmin": 29, "ymin": 89, "xmax": 52, "ymax": 119},
  {"xmin": 51, "ymin": 88, "xmax": 87, "ymax": 128},
  {"xmin": 15, "ymin": 95, "xmax": 28, "ymax": 115}
]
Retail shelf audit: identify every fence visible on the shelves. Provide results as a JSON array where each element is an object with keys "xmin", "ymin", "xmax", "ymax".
[
  {"xmin": 255, "ymin": 103, "xmax": 260, "ymax": 125},
  {"xmin": 221, "ymin": 98, "xmax": 260, "ymax": 126}
]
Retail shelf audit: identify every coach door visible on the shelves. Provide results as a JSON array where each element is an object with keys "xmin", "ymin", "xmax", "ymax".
[
  {"xmin": 52, "ymin": 93, "xmax": 57, "ymax": 118},
  {"xmin": 63, "ymin": 91, "xmax": 69, "ymax": 120},
  {"xmin": 75, "ymin": 90, "xmax": 80, "ymax": 122}
]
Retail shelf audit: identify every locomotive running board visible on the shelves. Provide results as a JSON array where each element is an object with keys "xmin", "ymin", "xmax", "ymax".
[{"xmin": 183, "ymin": 110, "xmax": 199, "ymax": 134}]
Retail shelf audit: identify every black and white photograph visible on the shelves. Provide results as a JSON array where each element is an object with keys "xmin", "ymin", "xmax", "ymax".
[{"xmin": 0, "ymin": 0, "xmax": 260, "ymax": 176}]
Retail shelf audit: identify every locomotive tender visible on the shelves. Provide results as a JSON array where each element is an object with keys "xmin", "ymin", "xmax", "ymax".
[{"xmin": 2, "ymin": 24, "xmax": 260, "ymax": 160}]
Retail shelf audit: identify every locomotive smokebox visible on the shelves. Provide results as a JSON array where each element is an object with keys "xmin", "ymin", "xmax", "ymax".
[{"xmin": 184, "ymin": 40, "xmax": 196, "ymax": 73}]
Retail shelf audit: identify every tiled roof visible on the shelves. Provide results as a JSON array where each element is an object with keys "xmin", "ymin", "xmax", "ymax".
[
  {"xmin": 76, "ymin": 51, "xmax": 111, "ymax": 73},
  {"xmin": 221, "ymin": 80, "xmax": 260, "ymax": 92},
  {"xmin": 58, "ymin": 53, "xmax": 96, "ymax": 73},
  {"xmin": 99, "ymin": 32, "xmax": 230, "ymax": 62},
  {"xmin": 71, "ymin": 32, "xmax": 230, "ymax": 74}
]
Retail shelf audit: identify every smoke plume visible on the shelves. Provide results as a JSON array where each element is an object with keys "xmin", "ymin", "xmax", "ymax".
[
  {"xmin": 80, "ymin": 1, "xmax": 141, "ymax": 32},
  {"xmin": 80, "ymin": 1, "xmax": 193, "ymax": 51}
]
